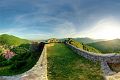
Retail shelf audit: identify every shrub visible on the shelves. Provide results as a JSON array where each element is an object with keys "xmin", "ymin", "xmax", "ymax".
[
  {"xmin": 10, "ymin": 61, "xmax": 27, "ymax": 71},
  {"xmin": 0, "ymin": 60, "xmax": 12, "ymax": 67},
  {"xmin": 11, "ymin": 47, "xmax": 29, "ymax": 54},
  {"xmin": 19, "ymin": 44, "xmax": 30, "ymax": 50},
  {"xmin": 0, "ymin": 55, "xmax": 6, "ymax": 62}
]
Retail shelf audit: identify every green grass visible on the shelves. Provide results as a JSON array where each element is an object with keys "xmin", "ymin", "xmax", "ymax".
[
  {"xmin": 67, "ymin": 39, "xmax": 101, "ymax": 53},
  {"xmin": 88, "ymin": 39, "xmax": 120, "ymax": 53},
  {"xmin": 47, "ymin": 43, "xmax": 103, "ymax": 80}
]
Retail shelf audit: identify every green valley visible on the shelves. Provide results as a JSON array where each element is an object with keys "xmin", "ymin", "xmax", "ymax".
[{"xmin": 88, "ymin": 39, "xmax": 120, "ymax": 53}]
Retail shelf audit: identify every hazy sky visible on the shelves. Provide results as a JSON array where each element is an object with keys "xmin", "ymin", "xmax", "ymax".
[{"xmin": 0, "ymin": 0, "xmax": 120, "ymax": 40}]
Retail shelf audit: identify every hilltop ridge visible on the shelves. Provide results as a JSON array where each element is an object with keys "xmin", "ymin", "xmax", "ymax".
[{"xmin": 0, "ymin": 34, "xmax": 30, "ymax": 46}]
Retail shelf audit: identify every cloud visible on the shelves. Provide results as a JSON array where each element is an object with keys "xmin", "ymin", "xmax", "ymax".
[
  {"xmin": 19, "ymin": 33, "xmax": 52, "ymax": 40},
  {"xmin": 0, "ymin": 26, "xmax": 53, "ymax": 40},
  {"xmin": 1, "ymin": 0, "xmax": 120, "ymax": 39},
  {"xmin": 75, "ymin": 17, "xmax": 120, "ymax": 39},
  {"xmin": 54, "ymin": 21, "xmax": 77, "ymax": 38},
  {"xmin": 0, "ymin": 27, "xmax": 27, "ymax": 34}
]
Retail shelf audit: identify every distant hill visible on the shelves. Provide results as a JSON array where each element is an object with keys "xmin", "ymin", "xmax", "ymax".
[
  {"xmin": 88, "ymin": 39, "xmax": 120, "ymax": 53},
  {"xmin": 59, "ymin": 38, "xmax": 67, "ymax": 42},
  {"xmin": 0, "ymin": 34, "xmax": 30, "ymax": 46},
  {"xmin": 74, "ymin": 37, "xmax": 104, "ymax": 44}
]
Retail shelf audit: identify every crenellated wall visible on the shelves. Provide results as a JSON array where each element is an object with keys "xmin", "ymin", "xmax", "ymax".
[{"xmin": 65, "ymin": 43, "xmax": 120, "ymax": 63}]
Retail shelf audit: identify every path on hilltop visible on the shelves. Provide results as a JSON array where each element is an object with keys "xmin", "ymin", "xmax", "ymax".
[{"xmin": 47, "ymin": 43, "xmax": 103, "ymax": 80}]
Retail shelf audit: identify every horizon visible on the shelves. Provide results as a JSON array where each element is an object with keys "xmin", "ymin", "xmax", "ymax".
[
  {"xmin": 1, "ymin": 33, "xmax": 120, "ymax": 41},
  {"xmin": 1, "ymin": 0, "xmax": 120, "ymax": 40}
]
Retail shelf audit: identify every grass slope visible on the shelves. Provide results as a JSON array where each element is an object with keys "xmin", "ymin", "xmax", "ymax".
[
  {"xmin": 0, "ymin": 34, "xmax": 30, "ymax": 46},
  {"xmin": 67, "ymin": 39, "xmax": 101, "ymax": 53},
  {"xmin": 88, "ymin": 39, "xmax": 120, "ymax": 53},
  {"xmin": 47, "ymin": 43, "xmax": 103, "ymax": 80}
]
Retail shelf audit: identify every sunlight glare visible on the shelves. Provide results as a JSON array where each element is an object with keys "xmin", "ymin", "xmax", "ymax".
[{"xmin": 80, "ymin": 18, "xmax": 120, "ymax": 40}]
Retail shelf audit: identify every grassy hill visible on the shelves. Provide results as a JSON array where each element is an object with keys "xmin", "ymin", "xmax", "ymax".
[
  {"xmin": 88, "ymin": 39, "xmax": 120, "ymax": 53},
  {"xmin": 74, "ymin": 37, "xmax": 104, "ymax": 44},
  {"xmin": 0, "ymin": 34, "xmax": 44, "ymax": 76},
  {"xmin": 66, "ymin": 38, "xmax": 101, "ymax": 53},
  {"xmin": 0, "ymin": 34, "xmax": 30, "ymax": 46}
]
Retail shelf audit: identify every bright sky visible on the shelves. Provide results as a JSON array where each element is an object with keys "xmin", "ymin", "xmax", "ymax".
[
  {"xmin": 77, "ymin": 17, "xmax": 120, "ymax": 40},
  {"xmin": 0, "ymin": 0, "xmax": 120, "ymax": 40}
]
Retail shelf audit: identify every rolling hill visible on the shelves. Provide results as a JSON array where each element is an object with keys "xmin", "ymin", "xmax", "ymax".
[
  {"xmin": 74, "ymin": 37, "xmax": 104, "ymax": 44},
  {"xmin": 0, "ymin": 34, "xmax": 30, "ymax": 46},
  {"xmin": 67, "ymin": 38, "xmax": 101, "ymax": 53},
  {"xmin": 88, "ymin": 39, "xmax": 120, "ymax": 53}
]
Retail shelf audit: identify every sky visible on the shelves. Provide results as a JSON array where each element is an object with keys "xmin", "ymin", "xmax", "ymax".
[{"xmin": 0, "ymin": 0, "xmax": 120, "ymax": 40}]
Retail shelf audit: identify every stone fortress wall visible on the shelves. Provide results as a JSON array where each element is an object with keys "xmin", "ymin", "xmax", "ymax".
[
  {"xmin": 0, "ymin": 42, "xmax": 120, "ymax": 80},
  {"xmin": 65, "ymin": 42, "xmax": 120, "ymax": 79},
  {"xmin": 65, "ymin": 43, "xmax": 120, "ymax": 63}
]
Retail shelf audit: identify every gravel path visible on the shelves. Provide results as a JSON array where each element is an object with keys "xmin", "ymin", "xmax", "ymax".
[{"xmin": 0, "ymin": 45, "xmax": 48, "ymax": 80}]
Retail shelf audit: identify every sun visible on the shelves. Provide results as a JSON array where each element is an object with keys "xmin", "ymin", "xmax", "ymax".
[
  {"xmin": 96, "ymin": 26, "xmax": 120, "ymax": 40},
  {"xmin": 84, "ymin": 18, "xmax": 120, "ymax": 40}
]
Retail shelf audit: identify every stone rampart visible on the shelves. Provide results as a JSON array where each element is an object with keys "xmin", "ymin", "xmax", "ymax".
[{"xmin": 66, "ymin": 43, "xmax": 120, "ymax": 63}]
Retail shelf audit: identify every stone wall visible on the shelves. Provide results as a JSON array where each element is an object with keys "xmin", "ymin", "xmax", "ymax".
[
  {"xmin": 65, "ymin": 43, "xmax": 120, "ymax": 63},
  {"xmin": 65, "ymin": 42, "xmax": 120, "ymax": 79},
  {"xmin": 0, "ymin": 44, "xmax": 48, "ymax": 80}
]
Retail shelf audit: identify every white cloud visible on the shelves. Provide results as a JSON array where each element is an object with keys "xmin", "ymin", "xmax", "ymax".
[
  {"xmin": 75, "ymin": 17, "xmax": 120, "ymax": 39},
  {"xmin": 54, "ymin": 21, "xmax": 76, "ymax": 38},
  {"xmin": 18, "ymin": 32, "xmax": 52, "ymax": 40},
  {"xmin": 0, "ymin": 27, "xmax": 27, "ymax": 34}
]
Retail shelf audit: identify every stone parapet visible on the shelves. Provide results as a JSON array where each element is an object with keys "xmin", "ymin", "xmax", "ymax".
[{"xmin": 65, "ymin": 43, "xmax": 120, "ymax": 63}]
